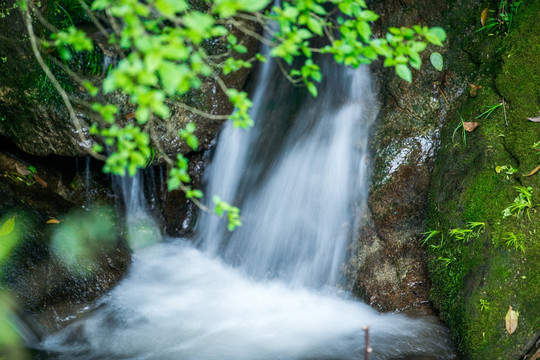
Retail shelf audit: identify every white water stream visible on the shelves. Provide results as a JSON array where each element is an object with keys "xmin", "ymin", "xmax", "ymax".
[{"xmin": 38, "ymin": 56, "xmax": 456, "ymax": 359}]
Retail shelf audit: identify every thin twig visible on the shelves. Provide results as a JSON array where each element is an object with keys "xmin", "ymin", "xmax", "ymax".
[
  {"xmin": 77, "ymin": 0, "xmax": 126, "ymax": 60},
  {"xmin": 276, "ymin": 60, "xmax": 303, "ymax": 85},
  {"xmin": 177, "ymin": 102, "xmax": 230, "ymax": 121},
  {"xmin": 23, "ymin": 7, "xmax": 106, "ymax": 161},
  {"xmin": 233, "ymin": 12, "xmax": 275, "ymax": 38},
  {"xmin": 362, "ymin": 325, "xmax": 372, "ymax": 360},
  {"xmin": 28, "ymin": 0, "xmax": 59, "ymax": 33},
  {"xmin": 77, "ymin": 0, "xmax": 109, "ymax": 38},
  {"xmin": 229, "ymin": 19, "xmax": 274, "ymax": 46},
  {"xmin": 502, "ymin": 98, "xmax": 507, "ymax": 126}
]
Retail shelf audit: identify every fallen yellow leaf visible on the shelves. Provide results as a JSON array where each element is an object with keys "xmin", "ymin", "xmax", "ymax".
[
  {"xmin": 481, "ymin": 8, "xmax": 489, "ymax": 27},
  {"xmin": 46, "ymin": 218, "xmax": 62, "ymax": 224},
  {"xmin": 505, "ymin": 306, "xmax": 518, "ymax": 335}
]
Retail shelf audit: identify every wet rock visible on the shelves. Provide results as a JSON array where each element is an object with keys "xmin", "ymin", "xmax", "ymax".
[{"xmin": 351, "ymin": 0, "xmax": 472, "ymax": 314}]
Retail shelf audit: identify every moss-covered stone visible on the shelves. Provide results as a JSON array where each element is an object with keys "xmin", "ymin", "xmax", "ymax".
[{"xmin": 426, "ymin": 1, "xmax": 540, "ymax": 358}]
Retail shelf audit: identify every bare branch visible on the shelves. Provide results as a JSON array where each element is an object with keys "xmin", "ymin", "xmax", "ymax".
[
  {"xmin": 176, "ymin": 102, "xmax": 230, "ymax": 121},
  {"xmin": 276, "ymin": 60, "xmax": 303, "ymax": 85},
  {"xmin": 228, "ymin": 19, "xmax": 274, "ymax": 47},
  {"xmin": 28, "ymin": 0, "xmax": 59, "ymax": 33}
]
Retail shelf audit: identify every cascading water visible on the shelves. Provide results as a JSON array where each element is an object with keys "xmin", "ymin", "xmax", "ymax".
[
  {"xmin": 197, "ymin": 56, "xmax": 375, "ymax": 289},
  {"xmin": 36, "ymin": 55, "xmax": 457, "ymax": 359}
]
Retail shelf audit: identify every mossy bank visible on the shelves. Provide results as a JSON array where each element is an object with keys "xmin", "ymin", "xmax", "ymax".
[{"xmin": 426, "ymin": 1, "xmax": 540, "ymax": 358}]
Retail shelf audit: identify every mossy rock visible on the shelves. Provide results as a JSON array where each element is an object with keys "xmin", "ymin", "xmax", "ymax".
[{"xmin": 427, "ymin": 2, "xmax": 540, "ymax": 359}]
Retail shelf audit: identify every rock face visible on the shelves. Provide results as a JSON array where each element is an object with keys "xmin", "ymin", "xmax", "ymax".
[
  {"xmin": 350, "ymin": 0, "xmax": 540, "ymax": 358},
  {"xmin": 350, "ymin": 0, "xmax": 472, "ymax": 313},
  {"xmin": 0, "ymin": 0, "xmax": 258, "ymax": 160}
]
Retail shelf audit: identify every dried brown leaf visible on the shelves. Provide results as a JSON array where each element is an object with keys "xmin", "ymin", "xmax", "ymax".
[
  {"xmin": 481, "ymin": 8, "xmax": 489, "ymax": 27},
  {"xmin": 46, "ymin": 218, "xmax": 62, "ymax": 224},
  {"xmin": 124, "ymin": 112, "xmax": 136, "ymax": 120},
  {"xmin": 15, "ymin": 163, "xmax": 31, "ymax": 176},
  {"xmin": 505, "ymin": 306, "xmax": 518, "ymax": 335},
  {"xmin": 527, "ymin": 116, "xmax": 540, "ymax": 123},
  {"xmin": 524, "ymin": 164, "xmax": 540, "ymax": 177},
  {"xmin": 32, "ymin": 173, "xmax": 48, "ymax": 188},
  {"xmin": 469, "ymin": 84, "xmax": 482, "ymax": 97},
  {"xmin": 464, "ymin": 122, "xmax": 480, "ymax": 132}
]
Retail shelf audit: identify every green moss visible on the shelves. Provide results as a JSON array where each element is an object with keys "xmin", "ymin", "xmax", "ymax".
[
  {"xmin": 426, "ymin": 2, "xmax": 540, "ymax": 358},
  {"xmin": 497, "ymin": 0, "xmax": 540, "ymax": 173}
]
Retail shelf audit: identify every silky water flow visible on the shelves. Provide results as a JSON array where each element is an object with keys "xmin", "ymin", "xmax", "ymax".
[{"xmin": 37, "ymin": 58, "xmax": 457, "ymax": 359}]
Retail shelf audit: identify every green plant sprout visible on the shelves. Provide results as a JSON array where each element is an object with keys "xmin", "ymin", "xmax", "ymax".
[
  {"xmin": 423, "ymin": 222, "xmax": 484, "ymax": 249},
  {"xmin": 475, "ymin": 0, "xmax": 522, "ymax": 36},
  {"xmin": 422, "ymin": 229, "xmax": 445, "ymax": 250},
  {"xmin": 449, "ymin": 221, "xmax": 485, "ymax": 242},
  {"xmin": 451, "ymin": 111, "xmax": 468, "ymax": 145},
  {"xmin": 479, "ymin": 299, "xmax": 490, "ymax": 311},
  {"xmin": 495, "ymin": 165, "xmax": 518, "ymax": 175},
  {"xmin": 503, "ymin": 232, "xmax": 525, "ymax": 253},
  {"xmin": 437, "ymin": 256, "xmax": 454, "ymax": 267},
  {"xmin": 448, "ymin": 228, "xmax": 473, "ymax": 242},
  {"xmin": 476, "ymin": 102, "xmax": 503, "ymax": 120},
  {"xmin": 502, "ymin": 186, "xmax": 534, "ymax": 220}
]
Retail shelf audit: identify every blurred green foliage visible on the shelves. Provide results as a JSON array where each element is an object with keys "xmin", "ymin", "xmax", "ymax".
[
  {"xmin": 51, "ymin": 206, "xmax": 117, "ymax": 274},
  {"xmin": 0, "ymin": 216, "xmax": 27, "ymax": 359}
]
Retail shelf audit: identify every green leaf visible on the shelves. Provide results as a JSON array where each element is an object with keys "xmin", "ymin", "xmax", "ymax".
[
  {"xmin": 429, "ymin": 27, "xmax": 447, "ymax": 43},
  {"xmin": 359, "ymin": 10, "xmax": 379, "ymax": 22},
  {"xmin": 425, "ymin": 27, "xmax": 447, "ymax": 46},
  {"xmin": 395, "ymin": 64, "xmax": 412, "ymax": 82},
  {"xmin": 233, "ymin": 44, "xmax": 248, "ymax": 53},
  {"xmin": 357, "ymin": 21, "xmax": 372, "ymax": 42},
  {"xmin": 186, "ymin": 135, "xmax": 198, "ymax": 150},
  {"xmin": 155, "ymin": 0, "xmax": 187, "ymax": 17},
  {"xmin": 0, "ymin": 217, "xmax": 15, "ymax": 237},
  {"xmin": 430, "ymin": 52, "xmax": 444, "ymax": 71},
  {"xmin": 255, "ymin": 53, "xmax": 267, "ymax": 63},
  {"xmin": 227, "ymin": 34, "xmax": 238, "ymax": 45},
  {"xmin": 83, "ymin": 81, "xmax": 99, "ymax": 96},
  {"xmin": 307, "ymin": 17, "xmax": 323, "ymax": 36},
  {"xmin": 307, "ymin": 82, "xmax": 318, "ymax": 97}
]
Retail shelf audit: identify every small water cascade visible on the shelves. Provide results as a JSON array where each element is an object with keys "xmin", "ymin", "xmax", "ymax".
[
  {"xmin": 37, "ymin": 53, "xmax": 456, "ymax": 359},
  {"xmin": 197, "ymin": 57, "xmax": 375, "ymax": 289},
  {"xmin": 115, "ymin": 173, "xmax": 162, "ymax": 250}
]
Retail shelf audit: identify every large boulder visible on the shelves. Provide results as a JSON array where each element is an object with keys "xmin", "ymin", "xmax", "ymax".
[{"xmin": 350, "ymin": 0, "xmax": 474, "ymax": 313}]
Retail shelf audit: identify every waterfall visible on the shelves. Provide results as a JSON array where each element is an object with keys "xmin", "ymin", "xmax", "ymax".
[
  {"xmin": 197, "ymin": 58, "xmax": 376, "ymax": 288},
  {"xmin": 36, "ymin": 56, "xmax": 456, "ymax": 360}
]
